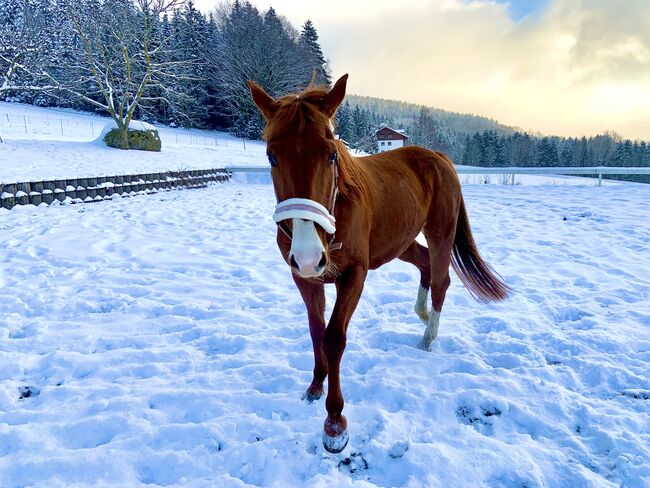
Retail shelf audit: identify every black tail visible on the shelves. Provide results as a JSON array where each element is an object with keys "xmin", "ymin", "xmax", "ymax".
[{"xmin": 451, "ymin": 197, "xmax": 510, "ymax": 302}]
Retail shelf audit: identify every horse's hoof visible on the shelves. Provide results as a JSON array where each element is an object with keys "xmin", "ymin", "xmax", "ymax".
[
  {"xmin": 323, "ymin": 415, "xmax": 349, "ymax": 453},
  {"xmin": 302, "ymin": 381, "xmax": 323, "ymax": 403},
  {"xmin": 323, "ymin": 428, "xmax": 349, "ymax": 454},
  {"xmin": 302, "ymin": 389, "xmax": 322, "ymax": 403},
  {"xmin": 416, "ymin": 339, "xmax": 432, "ymax": 352}
]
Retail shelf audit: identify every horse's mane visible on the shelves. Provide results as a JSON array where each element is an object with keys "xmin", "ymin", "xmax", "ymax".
[{"xmin": 263, "ymin": 85, "xmax": 374, "ymax": 206}]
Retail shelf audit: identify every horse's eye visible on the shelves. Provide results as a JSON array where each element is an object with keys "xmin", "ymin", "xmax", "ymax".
[
  {"xmin": 328, "ymin": 152, "xmax": 338, "ymax": 165},
  {"xmin": 267, "ymin": 152, "xmax": 278, "ymax": 167}
]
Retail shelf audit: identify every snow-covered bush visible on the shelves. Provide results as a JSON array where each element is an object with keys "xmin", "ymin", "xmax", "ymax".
[{"xmin": 103, "ymin": 127, "xmax": 161, "ymax": 152}]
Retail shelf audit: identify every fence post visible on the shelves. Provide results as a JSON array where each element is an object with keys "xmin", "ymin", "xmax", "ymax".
[{"xmin": 598, "ymin": 171, "xmax": 602, "ymax": 187}]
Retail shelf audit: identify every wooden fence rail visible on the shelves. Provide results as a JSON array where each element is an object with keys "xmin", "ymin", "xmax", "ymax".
[{"xmin": 0, "ymin": 168, "xmax": 230, "ymax": 211}]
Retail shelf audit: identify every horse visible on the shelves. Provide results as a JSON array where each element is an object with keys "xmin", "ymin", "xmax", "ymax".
[{"xmin": 247, "ymin": 74, "xmax": 510, "ymax": 453}]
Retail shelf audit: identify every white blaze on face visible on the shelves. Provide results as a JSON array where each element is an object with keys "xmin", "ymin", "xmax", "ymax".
[{"xmin": 290, "ymin": 218, "xmax": 325, "ymax": 277}]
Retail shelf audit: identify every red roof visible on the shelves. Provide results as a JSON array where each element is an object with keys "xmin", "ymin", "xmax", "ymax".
[{"xmin": 375, "ymin": 126, "xmax": 408, "ymax": 141}]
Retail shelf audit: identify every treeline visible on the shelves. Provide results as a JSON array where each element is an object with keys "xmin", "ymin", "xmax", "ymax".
[
  {"xmin": 460, "ymin": 131, "xmax": 650, "ymax": 167},
  {"xmin": 1, "ymin": 0, "xmax": 329, "ymax": 138},
  {"xmin": 339, "ymin": 95, "xmax": 650, "ymax": 179}
]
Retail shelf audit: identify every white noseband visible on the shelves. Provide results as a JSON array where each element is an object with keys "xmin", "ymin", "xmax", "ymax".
[{"xmin": 273, "ymin": 198, "xmax": 336, "ymax": 234}]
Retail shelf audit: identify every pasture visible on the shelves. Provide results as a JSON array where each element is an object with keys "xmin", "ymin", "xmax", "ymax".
[{"xmin": 1, "ymin": 181, "xmax": 648, "ymax": 487}]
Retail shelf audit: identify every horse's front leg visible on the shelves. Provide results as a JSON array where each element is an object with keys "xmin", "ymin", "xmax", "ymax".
[
  {"xmin": 293, "ymin": 276, "xmax": 327, "ymax": 402},
  {"xmin": 322, "ymin": 266, "xmax": 367, "ymax": 453}
]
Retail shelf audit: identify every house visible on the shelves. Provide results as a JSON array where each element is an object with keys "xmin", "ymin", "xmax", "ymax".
[{"xmin": 376, "ymin": 126, "xmax": 408, "ymax": 153}]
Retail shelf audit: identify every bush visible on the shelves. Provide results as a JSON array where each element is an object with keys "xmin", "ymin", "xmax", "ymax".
[{"xmin": 104, "ymin": 128, "xmax": 161, "ymax": 151}]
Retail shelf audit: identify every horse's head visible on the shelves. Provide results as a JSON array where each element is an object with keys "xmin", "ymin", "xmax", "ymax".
[{"xmin": 248, "ymin": 75, "xmax": 349, "ymax": 279}]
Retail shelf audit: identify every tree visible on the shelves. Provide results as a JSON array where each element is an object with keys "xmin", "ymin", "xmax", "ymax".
[
  {"xmin": 0, "ymin": 0, "xmax": 49, "ymax": 96},
  {"xmin": 213, "ymin": 2, "xmax": 315, "ymax": 137},
  {"xmin": 335, "ymin": 100, "xmax": 352, "ymax": 141},
  {"xmin": 462, "ymin": 134, "xmax": 482, "ymax": 166},
  {"xmin": 35, "ymin": 0, "xmax": 190, "ymax": 149},
  {"xmin": 161, "ymin": 0, "xmax": 211, "ymax": 127},
  {"xmin": 299, "ymin": 19, "xmax": 330, "ymax": 86},
  {"xmin": 536, "ymin": 137, "xmax": 559, "ymax": 166}
]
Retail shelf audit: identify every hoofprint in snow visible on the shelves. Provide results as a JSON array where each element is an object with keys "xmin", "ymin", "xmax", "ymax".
[{"xmin": 1, "ymin": 181, "xmax": 649, "ymax": 487}]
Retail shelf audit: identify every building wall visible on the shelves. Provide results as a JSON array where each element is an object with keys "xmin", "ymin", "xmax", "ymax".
[{"xmin": 377, "ymin": 139, "xmax": 404, "ymax": 153}]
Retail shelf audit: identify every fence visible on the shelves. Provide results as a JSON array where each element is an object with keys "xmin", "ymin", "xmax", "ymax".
[
  {"xmin": 0, "ymin": 112, "xmax": 227, "ymax": 147},
  {"xmin": 0, "ymin": 112, "xmax": 99, "ymax": 140},
  {"xmin": 224, "ymin": 165, "xmax": 650, "ymax": 186},
  {"xmin": 0, "ymin": 169, "xmax": 230, "ymax": 211}
]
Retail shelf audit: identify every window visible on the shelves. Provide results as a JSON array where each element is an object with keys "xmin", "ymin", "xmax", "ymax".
[
  {"xmin": 380, "ymin": 141, "xmax": 385, "ymax": 146},
  {"xmin": 387, "ymin": 141, "xmax": 392, "ymax": 146}
]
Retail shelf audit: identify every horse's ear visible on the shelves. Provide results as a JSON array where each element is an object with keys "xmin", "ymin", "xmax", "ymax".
[
  {"xmin": 320, "ymin": 74, "xmax": 348, "ymax": 118},
  {"xmin": 247, "ymin": 80, "xmax": 278, "ymax": 120}
]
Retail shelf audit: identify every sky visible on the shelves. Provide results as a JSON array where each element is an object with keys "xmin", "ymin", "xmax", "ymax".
[{"xmin": 196, "ymin": 0, "xmax": 650, "ymax": 140}]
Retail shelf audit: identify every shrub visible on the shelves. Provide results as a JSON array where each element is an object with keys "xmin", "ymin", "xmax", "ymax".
[{"xmin": 104, "ymin": 128, "xmax": 161, "ymax": 151}]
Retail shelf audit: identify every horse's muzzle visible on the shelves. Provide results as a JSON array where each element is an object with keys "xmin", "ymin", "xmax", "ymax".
[{"xmin": 290, "ymin": 251, "xmax": 327, "ymax": 278}]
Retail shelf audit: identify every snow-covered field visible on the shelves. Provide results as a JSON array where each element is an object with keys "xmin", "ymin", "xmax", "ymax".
[
  {"xmin": 1, "ymin": 101, "xmax": 614, "ymax": 186},
  {"xmin": 1, "ymin": 179, "xmax": 649, "ymax": 487},
  {"xmin": 0, "ymin": 102, "xmax": 267, "ymax": 181}
]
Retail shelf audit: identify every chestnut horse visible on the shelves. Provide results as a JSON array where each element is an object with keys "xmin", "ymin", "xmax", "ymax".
[{"xmin": 248, "ymin": 74, "xmax": 509, "ymax": 453}]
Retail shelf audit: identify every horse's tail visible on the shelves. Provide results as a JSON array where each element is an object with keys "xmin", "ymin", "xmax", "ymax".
[{"xmin": 451, "ymin": 197, "xmax": 510, "ymax": 302}]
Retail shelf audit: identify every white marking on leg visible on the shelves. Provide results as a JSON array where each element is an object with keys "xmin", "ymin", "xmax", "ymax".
[
  {"xmin": 290, "ymin": 218, "xmax": 325, "ymax": 278},
  {"xmin": 414, "ymin": 285, "xmax": 430, "ymax": 324},
  {"xmin": 417, "ymin": 311, "xmax": 440, "ymax": 351}
]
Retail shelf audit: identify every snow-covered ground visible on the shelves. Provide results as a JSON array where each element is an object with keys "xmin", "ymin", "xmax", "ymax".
[
  {"xmin": 0, "ymin": 101, "xmax": 267, "ymax": 181},
  {"xmin": 0, "ymin": 102, "xmax": 614, "ymax": 186},
  {"xmin": 1, "ymin": 180, "xmax": 648, "ymax": 487}
]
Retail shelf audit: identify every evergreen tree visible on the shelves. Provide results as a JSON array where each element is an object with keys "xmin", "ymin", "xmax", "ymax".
[
  {"xmin": 537, "ymin": 137, "xmax": 559, "ymax": 166},
  {"xmin": 335, "ymin": 100, "xmax": 353, "ymax": 142},
  {"xmin": 299, "ymin": 19, "xmax": 330, "ymax": 86}
]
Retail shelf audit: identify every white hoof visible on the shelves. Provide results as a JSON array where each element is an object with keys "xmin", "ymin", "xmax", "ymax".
[{"xmin": 323, "ymin": 429, "xmax": 349, "ymax": 454}]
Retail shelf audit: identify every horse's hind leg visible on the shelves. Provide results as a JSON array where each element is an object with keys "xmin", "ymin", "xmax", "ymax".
[
  {"xmin": 418, "ymin": 232, "xmax": 455, "ymax": 351},
  {"xmin": 418, "ymin": 224, "xmax": 456, "ymax": 351},
  {"xmin": 398, "ymin": 241, "xmax": 431, "ymax": 325}
]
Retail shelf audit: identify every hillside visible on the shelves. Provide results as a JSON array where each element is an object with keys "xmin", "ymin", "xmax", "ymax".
[{"xmin": 346, "ymin": 94, "xmax": 518, "ymax": 136}]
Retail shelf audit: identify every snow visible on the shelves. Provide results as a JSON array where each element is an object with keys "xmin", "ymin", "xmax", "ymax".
[
  {"xmin": 0, "ymin": 101, "xmax": 267, "ymax": 181},
  {"xmin": 1, "ymin": 181, "xmax": 649, "ymax": 487},
  {"xmin": 1, "ymin": 102, "xmax": 616, "ymax": 186}
]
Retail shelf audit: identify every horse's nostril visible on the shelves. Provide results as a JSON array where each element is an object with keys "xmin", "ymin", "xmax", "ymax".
[
  {"xmin": 317, "ymin": 253, "xmax": 327, "ymax": 270},
  {"xmin": 290, "ymin": 255, "xmax": 300, "ymax": 270}
]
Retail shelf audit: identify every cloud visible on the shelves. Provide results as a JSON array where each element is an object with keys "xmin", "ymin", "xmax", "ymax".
[{"xmin": 197, "ymin": 0, "xmax": 650, "ymax": 139}]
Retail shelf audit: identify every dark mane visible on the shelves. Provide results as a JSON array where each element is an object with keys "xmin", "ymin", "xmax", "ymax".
[{"xmin": 264, "ymin": 85, "xmax": 375, "ymax": 205}]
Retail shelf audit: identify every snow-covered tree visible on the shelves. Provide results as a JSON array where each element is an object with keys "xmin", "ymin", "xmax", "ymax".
[
  {"xmin": 0, "ymin": 0, "xmax": 49, "ymax": 96},
  {"xmin": 213, "ymin": 2, "xmax": 316, "ymax": 137},
  {"xmin": 34, "ymin": 0, "xmax": 190, "ymax": 148},
  {"xmin": 299, "ymin": 19, "xmax": 330, "ymax": 86}
]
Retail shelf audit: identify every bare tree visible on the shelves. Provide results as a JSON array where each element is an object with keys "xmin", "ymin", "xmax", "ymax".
[{"xmin": 36, "ymin": 0, "xmax": 190, "ymax": 149}]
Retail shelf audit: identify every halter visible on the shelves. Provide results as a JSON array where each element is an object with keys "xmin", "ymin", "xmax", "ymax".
[{"xmin": 272, "ymin": 157, "xmax": 341, "ymax": 250}]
